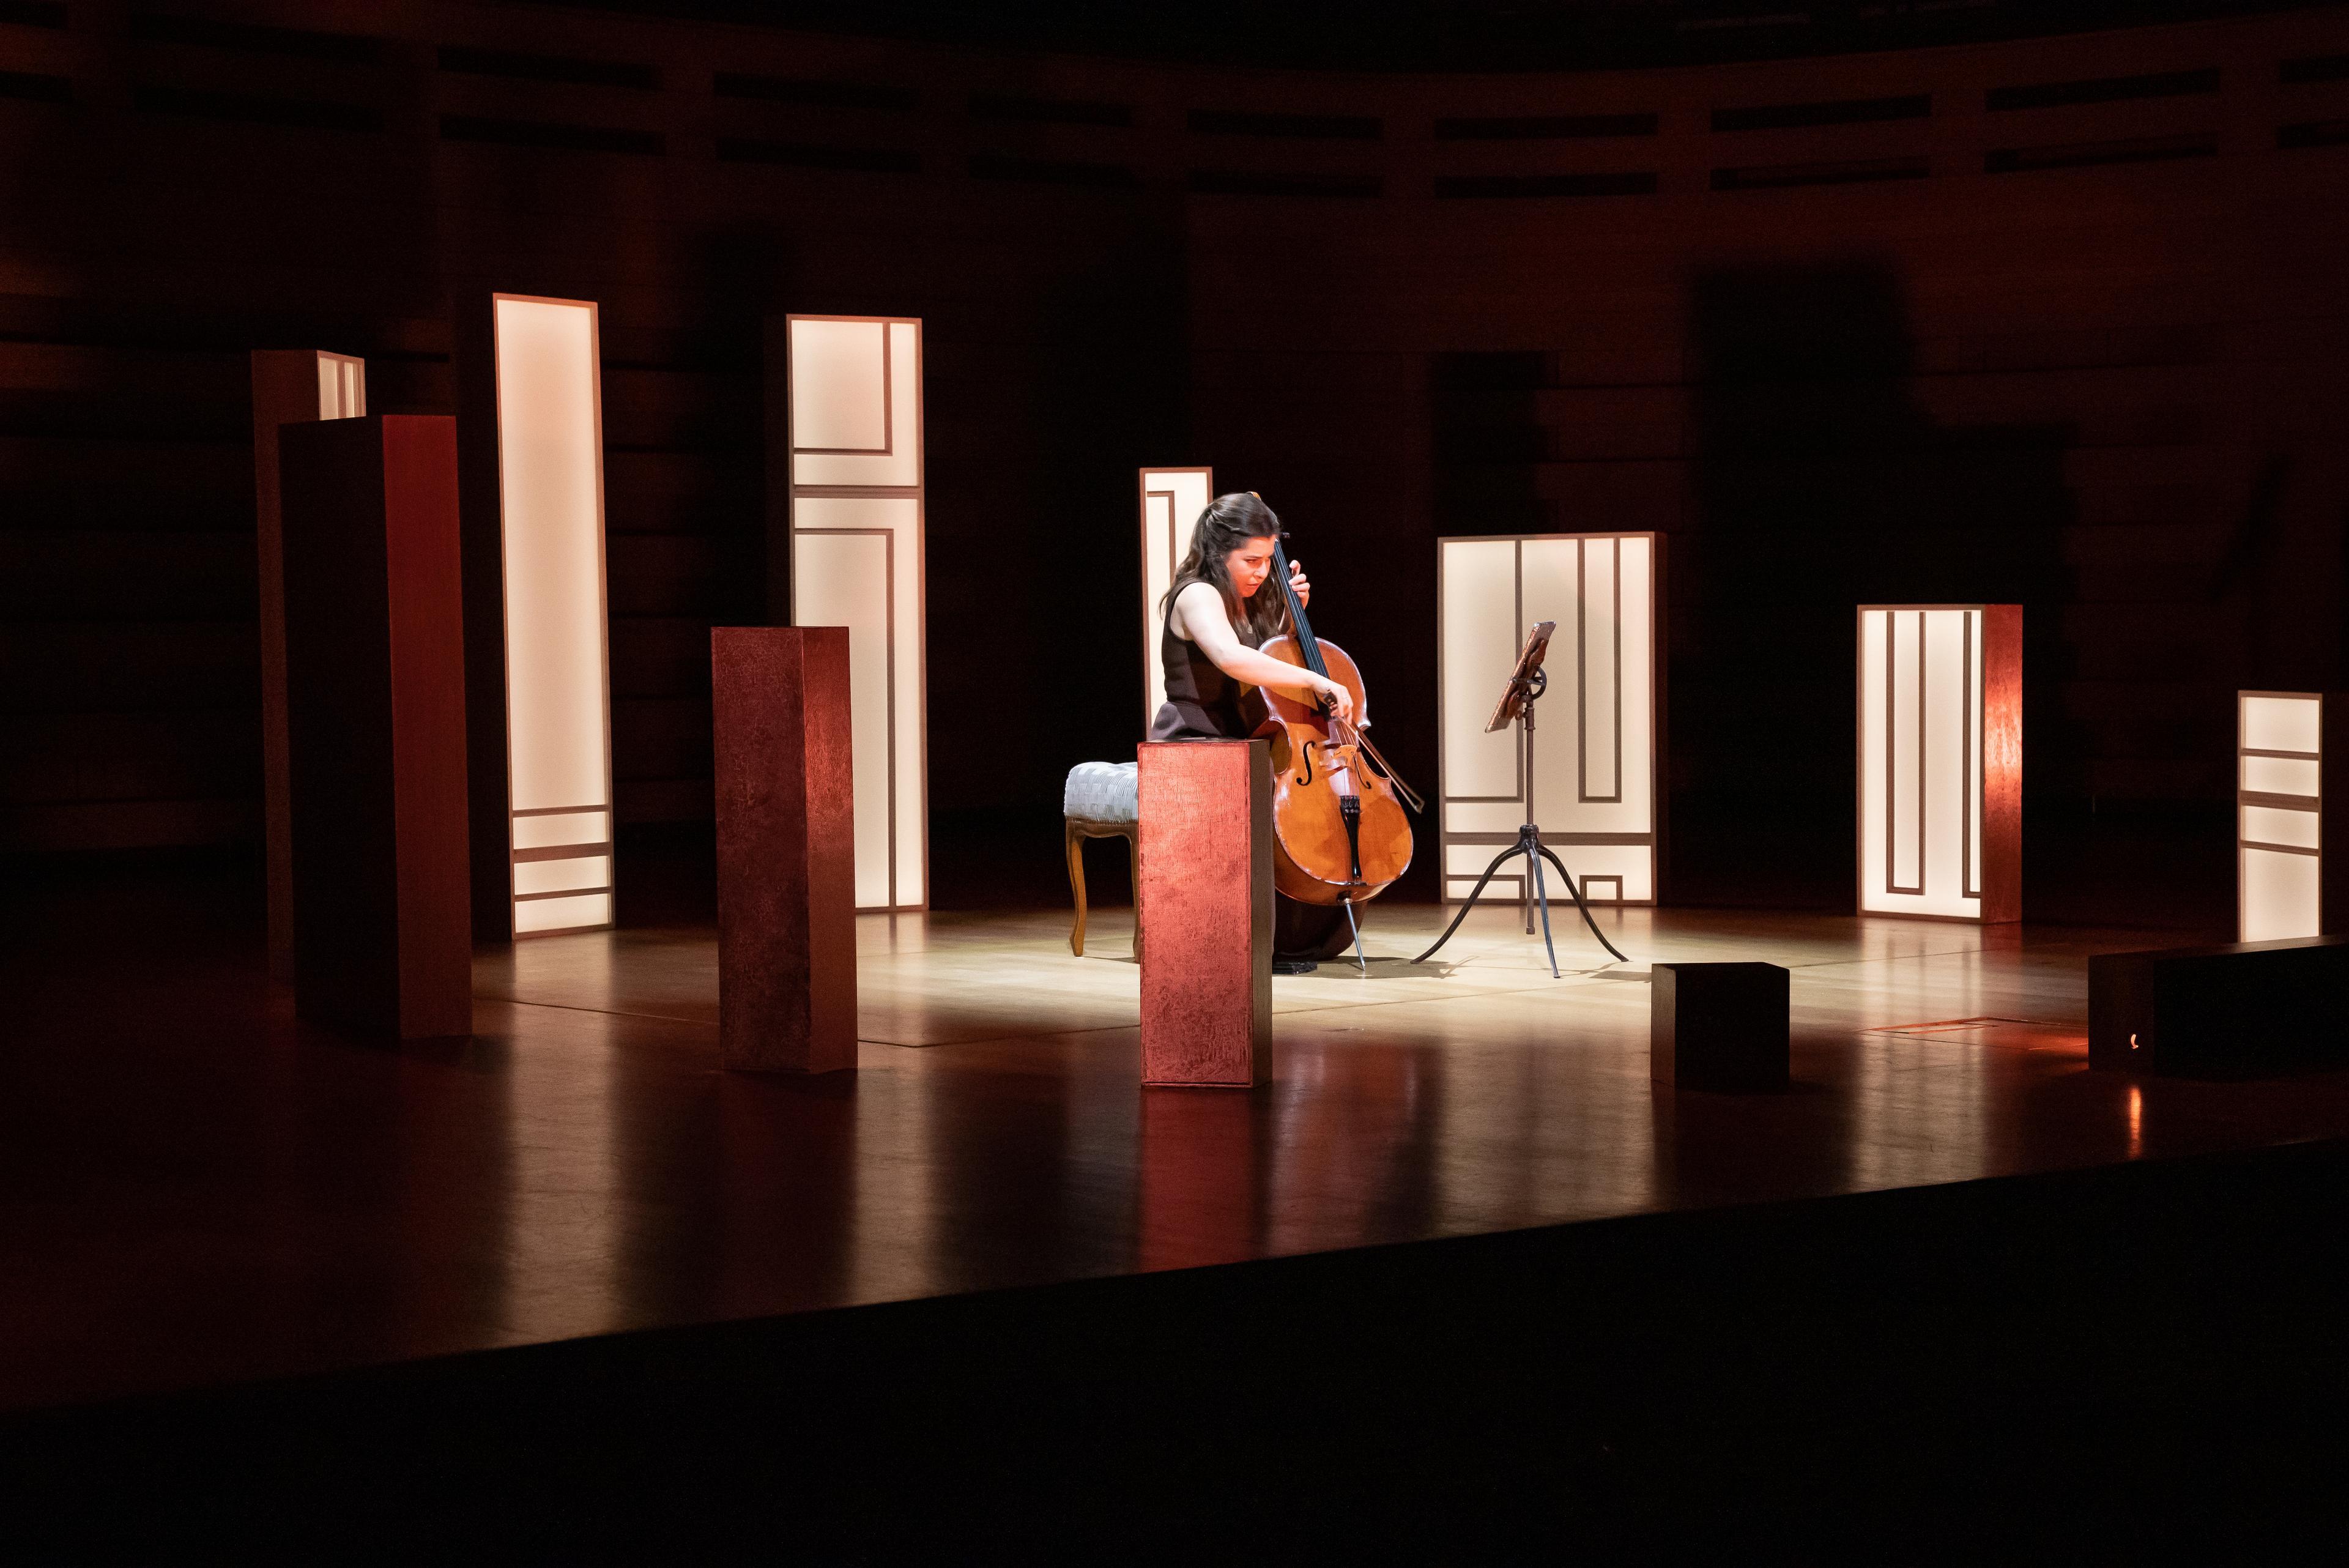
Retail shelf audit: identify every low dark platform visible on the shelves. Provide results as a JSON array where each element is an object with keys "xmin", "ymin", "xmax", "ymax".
[
  {"xmin": 1651, "ymin": 960, "xmax": 1790, "ymax": 1091},
  {"xmin": 2090, "ymin": 935, "xmax": 2349, "ymax": 1076}
]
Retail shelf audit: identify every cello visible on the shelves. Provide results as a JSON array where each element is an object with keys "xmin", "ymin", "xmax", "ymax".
[{"xmin": 1256, "ymin": 531, "xmax": 1425, "ymax": 914}]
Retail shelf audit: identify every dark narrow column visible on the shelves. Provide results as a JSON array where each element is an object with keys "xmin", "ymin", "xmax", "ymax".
[
  {"xmin": 280, "ymin": 416, "xmax": 472, "ymax": 1041},
  {"xmin": 760, "ymin": 314, "xmax": 793, "ymax": 628},
  {"xmin": 250, "ymin": 350, "xmax": 362, "ymax": 982},
  {"xmin": 453, "ymin": 294, "xmax": 511, "ymax": 943},
  {"xmin": 713, "ymin": 626, "xmax": 858, "ymax": 1073},
  {"xmin": 1139, "ymin": 739, "xmax": 1273, "ymax": 1087}
]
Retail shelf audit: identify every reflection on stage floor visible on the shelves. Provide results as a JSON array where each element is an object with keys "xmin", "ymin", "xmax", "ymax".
[{"xmin": 10, "ymin": 888, "xmax": 2349, "ymax": 1416}]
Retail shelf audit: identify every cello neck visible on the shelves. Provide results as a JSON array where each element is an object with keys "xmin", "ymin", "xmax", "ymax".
[{"xmin": 1270, "ymin": 537, "xmax": 1330, "ymax": 679}]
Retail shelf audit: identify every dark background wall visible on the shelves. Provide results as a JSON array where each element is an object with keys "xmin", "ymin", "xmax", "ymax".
[{"xmin": 4, "ymin": 1, "xmax": 2345, "ymax": 920}]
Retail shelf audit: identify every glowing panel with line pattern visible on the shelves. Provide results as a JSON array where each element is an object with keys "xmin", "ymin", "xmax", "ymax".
[
  {"xmin": 787, "ymin": 315, "xmax": 926, "ymax": 911},
  {"xmin": 492, "ymin": 296, "xmax": 615, "ymax": 937},
  {"xmin": 2237, "ymin": 691, "xmax": 2349, "ymax": 942},
  {"xmin": 1138, "ymin": 467, "xmax": 1212, "ymax": 731},
  {"xmin": 1436, "ymin": 534, "xmax": 1661, "ymax": 905},
  {"xmin": 1856, "ymin": 606, "xmax": 2021, "ymax": 923}
]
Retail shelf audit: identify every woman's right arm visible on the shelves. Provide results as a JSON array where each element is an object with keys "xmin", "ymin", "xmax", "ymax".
[{"xmin": 1174, "ymin": 583, "xmax": 1356, "ymax": 723}]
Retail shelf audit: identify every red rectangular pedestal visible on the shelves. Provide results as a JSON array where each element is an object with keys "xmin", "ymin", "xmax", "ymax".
[
  {"xmin": 713, "ymin": 626, "xmax": 858, "ymax": 1073},
  {"xmin": 1139, "ymin": 740, "xmax": 1272, "ymax": 1087},
  {"xmin": 279, "ymin": 417, "xmax": 472, "ymax": 1041}
]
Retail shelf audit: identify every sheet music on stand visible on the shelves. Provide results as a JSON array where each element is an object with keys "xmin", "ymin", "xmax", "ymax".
[{"xmin": 1486, "ymin": 621, "xmax": 1556, "ymax": 734}]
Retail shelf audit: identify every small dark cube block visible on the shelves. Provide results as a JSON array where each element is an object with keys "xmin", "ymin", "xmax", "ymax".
[
  {"xmin": 2090, "ymin": 936, "xmax": 2349, "ymax": 1077},
  {"xmin": 1652, "ymin": 962, "xmax": 1789, "ymax": 1092}
]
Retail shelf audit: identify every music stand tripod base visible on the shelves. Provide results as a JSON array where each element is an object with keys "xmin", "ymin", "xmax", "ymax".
[
  {"xmin": 1412, "ymin": 822, "xmax": 1625, "ymax": 978},
  {"xmin": 1412, "ymin": 634, "xmax": 1628, "ymax": 977}
]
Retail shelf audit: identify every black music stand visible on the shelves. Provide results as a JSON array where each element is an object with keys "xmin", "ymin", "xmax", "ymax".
[{"xmin": 1412, "ymin": 621, "xmax": 1629, "ymax": 978}]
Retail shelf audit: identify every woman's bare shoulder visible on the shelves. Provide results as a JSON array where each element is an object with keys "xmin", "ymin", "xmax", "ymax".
[{"xmin": 1170, "ymin": 581, "xmax": 1227, "ymax": 641}]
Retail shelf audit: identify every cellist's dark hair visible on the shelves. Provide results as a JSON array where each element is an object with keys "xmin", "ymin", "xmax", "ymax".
[{"xmin": 1159, "ymin": 491, "xmax": 1290, "ymax": 645}]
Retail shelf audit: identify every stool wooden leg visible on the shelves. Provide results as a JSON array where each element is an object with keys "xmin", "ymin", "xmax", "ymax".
[
  {"xmin": 1066, "ymin": 817, "xmax": 1088, "ymax": 956},
  {"xmin": 1125, "ymin": 826, "xmax": 1143, "ymax": 959}
]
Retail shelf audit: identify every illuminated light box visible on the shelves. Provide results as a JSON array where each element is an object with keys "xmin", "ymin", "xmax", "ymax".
[
  {"xmin": 251, "ymin": 350, "xmax": 366, "ymax": 982},
  {"xmin": 459, "ymin": 295, "xmax": 616, "ymax": 940},
  {"xmin": 1138, "ymin": 466, "xmax": 1213, "ymax": 731},
  {"xmin": 781, "ymin": 314, "xmax": 927, "ymax": 911},
  {"xmin": 1436, "ymin": 533, "xmax": 1662, "ymax": 905},
  {"xmin": 1856, "ymin": 606, "xmax": 2021, "ymax": 923},
  {"xmin": 2236, "ymin": 691, "xmax": 2349, "ymax": 942}
]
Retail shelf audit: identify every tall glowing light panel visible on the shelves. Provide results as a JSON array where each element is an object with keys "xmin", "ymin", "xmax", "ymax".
[
  {"xmin": 1437, "ymin": 533, "xmax": 1660, "ymax": 904},
  {"xmin": 1856, "ymin": 606, "xmax": 2021, "ymax": 923},
  {"xmin": 492, "ymin": 295, "xmax": 615, "ymax": 937},
  {"xmin": 2237, "ymin": 691, "xmax": 2348, "ymax": 942},
  {"xmin": 1138, "ymin": 467, "xmax": 1213, "ymax": 731},
  {"xmin": 786, "ymin": 314, "xmax": 926, "ymax": 911}
]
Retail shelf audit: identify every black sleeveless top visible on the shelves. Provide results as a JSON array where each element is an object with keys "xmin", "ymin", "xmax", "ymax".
[{"xmin": 1149, "ymin": 612, "xmax": 1267, "ymax": 741}]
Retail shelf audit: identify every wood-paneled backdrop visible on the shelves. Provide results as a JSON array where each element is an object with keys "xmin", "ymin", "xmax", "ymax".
[{"xmin": 3, "ymin": 1, "xmax": 2345, "ymax": 912}]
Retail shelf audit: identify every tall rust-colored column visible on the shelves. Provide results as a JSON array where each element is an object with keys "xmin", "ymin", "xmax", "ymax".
[
  {"xmin": 1139, "ymin": 739, "xmax": 1272, "ymax": 1087},
  {"xmin": 712, "ymin": 626, "xmax": 858, "ymax": 1073},
  {"xmin": 279, "ymin": 416, "xmax": 471, "ymax": 1041}
]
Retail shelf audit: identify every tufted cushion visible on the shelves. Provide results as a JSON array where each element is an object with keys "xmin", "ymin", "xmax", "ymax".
[{"xmin": 1064, "ymin": 760, "xmax": 1139, "ymax": 823}]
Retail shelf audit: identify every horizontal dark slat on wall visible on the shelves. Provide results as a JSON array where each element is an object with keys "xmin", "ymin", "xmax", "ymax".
[
  {"xmin": 599, "ymin": 367, "xmax": 762, "ymax": 454},
  {"xmin": 0, "ymin": 623, "xmax": 256, "ymax": 713},
  {"xmin": 1710, "ymin": 93, "xmax": 1929, "ymax": 132},
  {"xmin": 0, "ymin": 532, "xmax": 256, "ymax": 622},
  {"xmin": 714, "ymin": 136, "xmax": 919, "ymax": 172},
  {"xmin": 609, "ymin": 618, "xmax": 719, "ymax": 700},
  {"xmin": 0, "ymin": 437, "xmax": 253, "ymax": 532},
  {"xmin": 436, "ymin": 46, "xmax": 656, "ymax": 90},
  {"xmin": 606, "ymin": 535, "xmax": 760, "ymax": 620},
  {"xmin": 2, "ymin": 711, "xmax": 258, "ymax": 806},
  {"xmin": 968, "ymin": 152, "xmax": 1136, "ymax": 187},
  {"xmin": 968, "ymin": 92, "xmax": 1130, "ymax": 127},
  {"xmin": 128, "ymin": 13, "xmax": 384, "ymax": 65},
  {"xmin": 133, "ymin": 84, "xmax": 382, "ymax": 133},
  {"xmin": 1987, "ymin": 67, "xmax": 2219, "ymax": 111},
  {"xmin": 1435, "ymin": 171, "xmax": 1657, "ymax": 199},
  {"xmin": 0, "ymin": 69, "xmax": 67, "ymax": 103},
  {"xmin": 1189, "ymin": 168, "xmax": 1381, "ymax": 196},
  {"xmin": 2280, "ymin": 53, "xmax": 2349, "ymax": 84},
  {"xmin": 602, "ymin": 450, "xmax": 760, "ymax": 537},
  {"xmin": 1434, "ymin": 112, "xmax": 1657, "ymax": 139},
  {"xmin": 1711, "ymin": 155, "xmax": 1929, "ymax": 190},
  {"xmin": 0, "ymin": 343, "xmax": 259, "ymax": 441},
  {"xmin": 437, "ymin": 116, "xmax": 663, "ymax": 155},
  {"xmin": 0, "ymin": 798, "xmax": 254, "ymax": 855},
  {"xmin": 1985, "ymin": 134, "xmax": 2217, "ymax": 173},
  {"xmin": 613, "ymin": 694, "xmax": 714, "ymax": 782},
  {"xmin": 617, "ymin": 778, "xmax": 712, "ymax": 825},
  {"xmin": 1188, "ymin": 108, "xmax": 1379, "ymax": 139},
  {"xmin": 2279, "ymin": 119, "xmax": 2349, "ymax": 149},
  {"xmin": 711, "ymin": 72, "xmax": 916, "ymax": 110}
]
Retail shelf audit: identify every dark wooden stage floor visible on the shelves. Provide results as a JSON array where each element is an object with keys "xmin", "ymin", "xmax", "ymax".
[{"xmin": 9, "ymin": 859, "xmax": 2349, "ymax": 1418}]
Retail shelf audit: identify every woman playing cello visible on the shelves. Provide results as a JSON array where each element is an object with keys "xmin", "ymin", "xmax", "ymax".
[
  {"xmin": 1151, "ymin": 492, "xmax": 1411, "ymax": 966},
  {"xmin": 1150, "ymin": 492, "xmax": 1353, "ymax": 744}
]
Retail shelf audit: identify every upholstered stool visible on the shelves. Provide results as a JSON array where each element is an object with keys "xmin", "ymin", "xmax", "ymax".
[{"xmin": 1064, "ymin": 760, "xmax": 1140, "ymax": 957}]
